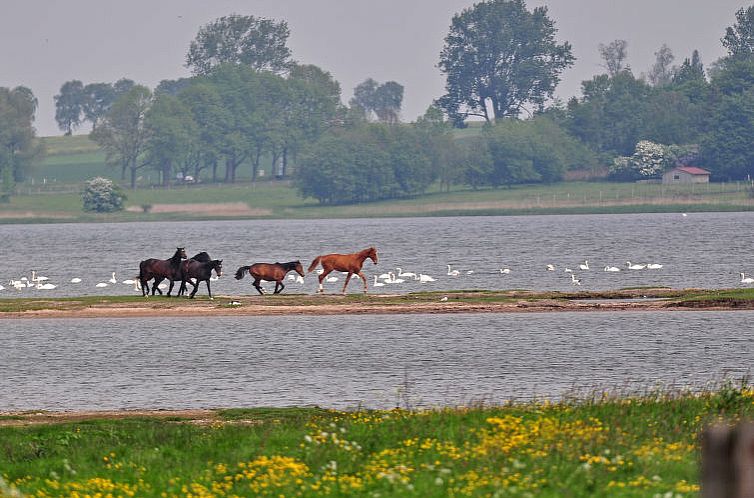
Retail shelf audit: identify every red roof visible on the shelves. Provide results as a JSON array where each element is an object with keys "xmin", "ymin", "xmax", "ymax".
[{"xmin": 675, "ymin": 166, "xmax": 710, "ymax": 175}]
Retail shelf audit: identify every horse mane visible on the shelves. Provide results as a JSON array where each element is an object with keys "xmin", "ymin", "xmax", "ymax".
[
  {"xmin": 190, "ymin": 251, "xmax": 211, "ymax": 262},
  {"xmin": 279, "ymin": 261, "xmax": 299, "ymax": 271}
]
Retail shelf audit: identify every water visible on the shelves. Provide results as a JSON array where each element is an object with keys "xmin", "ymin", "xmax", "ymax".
[
  {"xmin": 1, "ymin": 311, "xmax": 751, "ymax": 411},
  {"xmin": 1, "ymin": 211, "xmax": 754, "ymax": 296}
]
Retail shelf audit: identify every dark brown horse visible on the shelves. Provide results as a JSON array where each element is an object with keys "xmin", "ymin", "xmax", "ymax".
[
  {"xmin": 235, "ymin": 261, "xmax": 304, "ymax": 295},
  {"xmin": 138, "ymin": 247, "xmax": 187, "ymax": 297},
  {"xmin": 181, "ymin": 259, "xmax": 223, "ymax": 299},
  {"xmin": 178, "ymin": 251, "xmax": 211, "ymax": 297},
  {"xmin": 307, "ymin": 247, "xmax": 378, "ymax": 294}
]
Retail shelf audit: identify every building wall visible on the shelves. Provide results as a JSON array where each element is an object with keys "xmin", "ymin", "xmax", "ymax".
[{"xmin": 662, "ymin": 170, "xmax": 709, "ymax": 184}]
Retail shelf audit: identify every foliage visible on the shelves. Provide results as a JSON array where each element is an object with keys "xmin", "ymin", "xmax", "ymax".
[
  {"xmin": 701, "ymin": 88, "xmax": 754, "ymax": 180},
  {"xmin": 722, "ymin": 6, "xmax": 754, "ymax": 57},
  {"xmin": 186, "ymin": 14, "xmax": 292, "ymax": 75},
  {"xmin": 5, "ymin": 388, "xmax": 754, "ymax": 497},
  {"xmin": 437, "ymin": 0, "xmax": 574, "ymax": 124},
  {"xmin": 143, "ymin": 94, "xmax": 198, "ymax": 186},
  {"xmin": 646, "ymin": 44, "xmax": 675, "ymax": 86},
  {"xmin": 609, "ymin": 140, "xmax": 692, "ymax": 181},
  {"xmin": 90, "ymin": 85, "xmax": 152, "ymax": 188},
  {"xmin": 54, "ymin": 80, "xmax": 85, "ymax": 135},
  {"xmin": 295, "ymin": 124, "xmax": 438, "ymax": 204},
  {"xmin": 81, "ymin": 176, "xmax": 126, "ymax": 212},
  {"xmin": 0, "ymin": 86, "xmax": 39, "ymax": 192},
  {"xmin": 598, "ymin": 39, "xmax": 628, "ymax": 76},
  {"xmin": 350, "ymin": 79, "xmax": 404, "ymax": 124}
]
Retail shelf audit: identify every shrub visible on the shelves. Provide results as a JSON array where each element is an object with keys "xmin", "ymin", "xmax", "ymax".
[{"xmin": 81, "ymin": 177, "xmax": 126, "ymax": 213}]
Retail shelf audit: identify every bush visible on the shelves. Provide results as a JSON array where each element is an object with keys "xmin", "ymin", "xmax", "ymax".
[{"xmin": 81, "ymin": 177, "xmax": 126, "ymax": 213}]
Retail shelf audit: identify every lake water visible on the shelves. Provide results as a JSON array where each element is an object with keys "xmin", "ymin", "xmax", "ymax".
[
  {"xmin": 1, "ymin": 211, "xmax": 754, "ymax": 296},
  {"xmin": 1, "ymin": 311, "xmax": 751, "ymax": 411}
]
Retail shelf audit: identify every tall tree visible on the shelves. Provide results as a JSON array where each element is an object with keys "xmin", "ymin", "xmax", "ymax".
[
  {"xmin": 186, "ymin": 14, "xmax": 292, "ymax": 75},
  {"xmin": 90, "ymin": 85, "xmax": 152, "ymax": 188},
  {"xmin": 82, "ymin": 82, "xmax": 116, "ymax": 130},
  {"xmin": 0, "ymin": 86, "xmax": 38, "ymax": 193},
  {"xmin": 437, "ymin": 0, "xmax": 574, "ymax": 124},
  {"xmin": 144, "ymin": 94, "xmax": 198, "ymax": 186},
  {"xmin": 646, "ymin": 44, "xmax": 676, "ymax": 86},
  {"xmin": 722, "ymin": 6, "xmax": 754, "ymax": 57},
  {"xmin": 673, "ymin": 50, "xmax": 706, "ymax": 85},
  {"xmin": 598, "ymin": 40, "xmax": 629, "ymax": 76},
  {"xmin": 350, "ymin": 79, "xmax": 404, "ymax": 124},
  {"xmin": 54, "ymin": 80, "xmax": 85, "ymax": 135}
]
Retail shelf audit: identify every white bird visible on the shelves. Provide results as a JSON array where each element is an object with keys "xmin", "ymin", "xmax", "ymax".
[
  {"xmin": 682, "ymin": 213, "xmax": 688, "ymax": 217},
  {"xmin": 287, "ymin": 274, "xmax": 296, "ymax": 281},
  {"xmin": 417, "ymin": 274, "xmax": 436, "ymax": 283},
  {"xmin": 229, "ymin": 301, "xmax": 242, "ymax": 306},
  {"xmin": 158, "ymin": 282, "xmax": 168, "ymax": 290},
  {"xmin": 109, "ymin": 272, "xmax": 117, "ymax": 284},
  {"xmin": 579, "ymin": 260, "xmax": 590, "ymax": 270},
  {"xmin": 466, "ymin": 270, "xmax": 474, "ymax": 275},
  {"xmin": 31, "ymin": 271, "xmax": 49, "ymax": 283},
  {"xmin": 499, "ymin": 268, "xmax": 511, "ymax": 274},
  {"xmin": 0, "ymin": 284, "xmax": 4, "ymax": 291},
  {"xmin": 396, "ymin": 268, "xmax": 417, "ymax": 279},
  {"xmin": 604, "ymin": 266, "xmax": 621, "ymax": 272},
  {"xmin": 95, "ymin": 282, "xmax": 108, "ymax": 288},
  {"xmin": 122, "ymin": 279, "xmax": 136, "ymax": 285},
  {"xmin": 571, "ymin": 274, "xmax": 581, "ymax": 286},
  {"xmin": 564, "ymin": 268, "xmax": 573, "ymax": 273},
  {"xmin": 386, "ymin": 272, "xmax": 405, "ymax": 284},
  {"xmin": 440, "ymin": 296, "xmax": 448, "ymax": 302},
  {"xmin": 315, "ymin": 269, "xmax": 324, "ymax": 275},
  {"xmin": 70, "ymin": 277, "xmax": 82, "ymax": 283},
  {"xmin": 373, "ymin": 275, "xmax": 386, "ymax": 287},
  {"xmin": 325, "ymin": 276, "xmax": 338, "ymax": 283},
  {"xmin": 626, "ymin": 261, "xmax": 646, "ymax": 270},
  {"xmin": 295, "ymin": 275, "xmax": 305, "ymax": 284},
  {"xmin": 36, "ymin": 283, "xmax": 57, "ymax": 290},
  {"xmin": 741, "ymin": 272, "xmax": 754, "ymax": 284},
  {"xmin": 647, "ymin": 263, "xmax": 663, "ymax": 269},
  {"xmin": 546, "ymin": 264, "xmax": 555, "ymax": 271},
  {"xmin": 447, "ymin": 265, "xmax": 460, "ymax": 276},
  {"xmin": 377, "ymin": 272, "xmax": 391, "ymax": 280}
]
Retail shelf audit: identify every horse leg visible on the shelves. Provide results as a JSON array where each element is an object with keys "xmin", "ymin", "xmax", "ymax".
[
  {"xmin": 341, "ymin": 272, "xmax": 353, "ymax": 295},
  {"xmin": 167, "ymin": 279, "xmax": 176, "ymax": 297},
  {"xmin": 357, "ymin": 271, "xmax": 368, "ymax": 293},
  {"xmin": 253, "ymin": 278, "xmax": 264, "ymax": 295},
  {"xmin": 274, "ymin": 280, "xmax": 284, "ymax": 294},
  {"xmin": 206, "ymin": 279, "xmax": 213, "ymax": 300},
  {"xmin": 318, "ymin": 268, "xmax": 333, "ymax": 294},
  {"xmin": 152, "ymin": 278, "xmax": 163, "ymax": 296}
]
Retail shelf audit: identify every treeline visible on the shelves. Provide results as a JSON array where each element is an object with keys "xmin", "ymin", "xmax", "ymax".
[{"xmin": 5, "ymin": 2, "xmax": 754, "ymax": 205}]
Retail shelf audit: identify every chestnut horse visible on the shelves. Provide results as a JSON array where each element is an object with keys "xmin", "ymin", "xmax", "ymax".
[
  {"xmin": 307, "ymin": 246, "xmax": 378, "ymax": 294},
  {"xmin": 235, "ymin": 261, "xmax": 304, "ymax": 295},
  {"xmin": 138, "ymin": 247, "xmax": 187, "ymax": 297}
]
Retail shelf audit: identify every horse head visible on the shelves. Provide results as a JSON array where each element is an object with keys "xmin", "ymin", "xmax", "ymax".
[
  {"xmin": 367, "ymin": 247, "xmax": 378, "ymax": 265},
  {"xmin": 212, "ymin": 260, "xmax": 223, "ymax": 277},
  {"xmin": 177, "ymin": 247, "xmax": 187, "ymax": 259},
  {"xmin": 294, "ymin": 261, "xmax": 305, "ymax": 277}
]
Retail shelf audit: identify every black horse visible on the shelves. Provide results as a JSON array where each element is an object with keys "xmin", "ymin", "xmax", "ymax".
[
  {"xmin": 138, "ymin": 247, "xmax": 187, "ymax": 297},
  {"xmin": 178, "ymin": 252, "xmax": 211, "ymax": 297},
  {"xmin": 181, "ymin": 259, "xmax": 223, "ymax": 299},
  {"xmin": 235, "ymin": 261, "xmax": 305, "ymax": 295}
]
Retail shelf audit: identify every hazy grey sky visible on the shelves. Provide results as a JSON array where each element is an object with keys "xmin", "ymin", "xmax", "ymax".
[{"xmin": 0, "ymin": 0, "xmax": 748, "ymax": 136}]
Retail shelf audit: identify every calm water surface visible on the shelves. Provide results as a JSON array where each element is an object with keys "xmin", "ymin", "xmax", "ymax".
[
  {"xmin": 2, "ymin": 311, "xmax": 751, "ymax": 411},
  {"xmin": 1, "ymin": 212, "xmax": 754, "ymax": 295}
]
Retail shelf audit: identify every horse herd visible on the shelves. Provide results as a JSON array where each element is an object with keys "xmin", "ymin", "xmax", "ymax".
[{"xmin": 138, "ymin": 246, "xmax": 379, "ymax": 299}]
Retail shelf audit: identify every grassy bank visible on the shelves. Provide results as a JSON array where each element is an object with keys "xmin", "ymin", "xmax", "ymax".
[{"xmin": 3, "ymin": 384, "xmax": 753, "ymax": 497}]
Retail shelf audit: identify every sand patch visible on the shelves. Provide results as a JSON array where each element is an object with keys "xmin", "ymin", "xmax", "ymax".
[{"xmin": 126, "ymin": 202, "xmax": 271, "ymax": 216}]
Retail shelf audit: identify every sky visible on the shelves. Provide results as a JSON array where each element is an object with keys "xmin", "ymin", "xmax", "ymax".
[{"xmin": 0, "ymin": 0, "xmax": 749, "ymax": 137}]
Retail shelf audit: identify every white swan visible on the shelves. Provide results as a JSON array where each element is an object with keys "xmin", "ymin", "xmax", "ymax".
[
  {"xmin": 447, "ymin": 265, "xmax": 460, "ymax": 276},
  {"xmin": 626, "ymin": 261, "xmax": 646, "ymax": 270},
  {"xmin": 109, "ymin": 272, "xmax": 117, "ymax": 284},
  {"xmin": 564, "ymin": 268, "xmax": 573, "ymax": 273},
  {"xmin": 417, "ymin": 274, "xmax": 436, "ymax": 283},
  {"xmin": 579, "ymin": 260, "xmax": 589, "ymax": 270},
  {"xmin": 396, "ymin": 268, "xmax": 417, "ymax": 278},
  {"xmin": 647, "ymin": 263, "xmax": 663, "ymax": 269},
  {"xmin": 571, "ymin": 274, "xmax": 581, "ymax": 286},
  {"xmin": 70, "ymin": 277, "xmax": 82, "ymax": 283},
  {"xmin": 741, "ymin": 272, "xmax": 754, "ymax": 284},
  {"xmin": 373, "ymin": 275, "xmax": 385, "ymax": 287},
  {"xmin": 377, "ymin": 272, "xmax": 391, "ymax": 280},
  {"xmin": 604, "ymin": 266, "xmax": 620, "ymax": 272},
  {"xmin": 0, "ymin": 284, "xmax": 4, "ymax": 291},
  {"xmin": 295, "ymin": 275, "xmax": 305, "ymax": 284},
  {"xmin": 546, "ymin": 264, "xmax": 555, "ymax": 271},
  {"xmin": 36, "ymin": 283, "xmax": 57, "ymax": 290},
  {"xmin": 95, "ymin": 282, "xmax": 108, "ymax": 288},
  {"xmin": 325, "ymin": 276, "xmax": 338, "ymax": 283},
  {"xmin": 386, "ymin": 272, "xmax": 405, "ymax": 284},
  {"xmin": 499, "ymin": 268, "xmax": 511, "ymax": 274},
  {"xmin": 31, "ymin": 271, "xmax": 49, "ymax": 283}
]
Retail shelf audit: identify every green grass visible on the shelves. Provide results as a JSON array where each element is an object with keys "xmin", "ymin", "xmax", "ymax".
[{"xmin": 2, "ymin": 385, "xmax": 753, "ymax": 497}]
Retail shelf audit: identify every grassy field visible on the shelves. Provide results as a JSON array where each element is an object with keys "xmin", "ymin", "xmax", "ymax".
[
  {"xmin": 3, "ymin": 135, "xmax": 753, "ymax": 223},
  {"xmin": 3, "ymin": 384, "xmax": 752, "ymax": 497}
]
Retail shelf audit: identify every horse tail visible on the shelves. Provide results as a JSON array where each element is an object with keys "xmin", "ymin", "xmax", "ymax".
[
  {"xmin": 307, "ymin": 256, "xmax": 322, "ymax": 274},
  {"xmin": 235, "ymin": 265, "xmax": 251, "ymax": 280}
]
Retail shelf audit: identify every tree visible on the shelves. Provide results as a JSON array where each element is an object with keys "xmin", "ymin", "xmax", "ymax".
[
  {"xmin": 350, "ymin": 79, "xmax": 404, "ymax": 123},
  {"xmin": 0, "ymin": 86, "xmax": 38, "ymax": 196},
  {"xmin": 702, "ymin": 88, "xmax": 754, "ymax": 180},
  {"xmin": 438, "ymin": 0, "xmax": 574, "ymax": 123},
  {"xmin": 143, "ymin": 94, "xmax": 198, "ymax": 186},
  {"xmin": 186, "ymin": 14, "xmax": 292, "ymax": 75},
  {"xmin": 90, "ymin": 85, "xmax": 152, "ymax": 188},
  {"xmin": 81, "ymin": 177, "xmax": 126, "ymax": 212},
  {"xmin": 82, "ymin": 82, "xmax": 116, "ymax": 130},
  {"xmin": 54, "ymin": 80, "xmax": 85, "ymax": 135},
  {"xmin": 722, "ymin": 6, "xmax": 754, "ymax": 57},
  {"xmin": 646, "ymin": 44, "xmax": 676, "ymax": 86},
  {"xmin": 674, "ymin": 50, "xmax": 706, "ymax": 85},
  {"xmin": 598, "ymin": 40, "xmax": 629, "ymax": 76}
]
